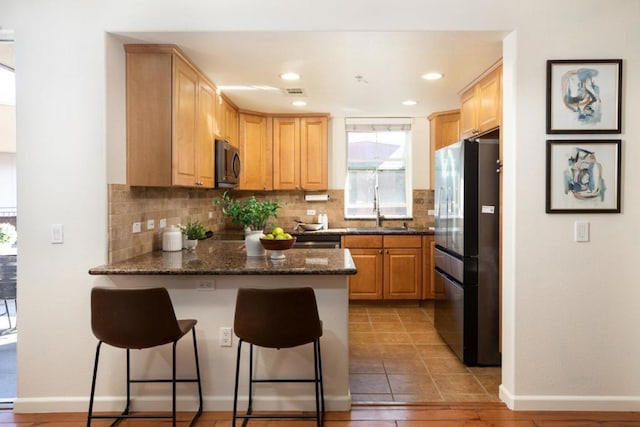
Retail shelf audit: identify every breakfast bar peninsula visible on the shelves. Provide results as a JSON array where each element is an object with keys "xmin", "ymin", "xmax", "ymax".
[{"xmin": 89, "ymin": 239, "xmax": 356, "ymax": 412}]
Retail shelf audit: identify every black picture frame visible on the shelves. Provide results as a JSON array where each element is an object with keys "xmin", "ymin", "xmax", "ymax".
[
  {"xmin": 546, "ymin": 140, "xmax": 621, "ymax": 213},
  {"xmin": 546, "ymin": 59, "xmax": 622, "ymax": 134}
]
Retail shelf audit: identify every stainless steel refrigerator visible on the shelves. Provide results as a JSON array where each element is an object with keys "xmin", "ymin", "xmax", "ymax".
[{"xmin": 434, "ymin": 138, "xmax": 500, "ymax": 366}]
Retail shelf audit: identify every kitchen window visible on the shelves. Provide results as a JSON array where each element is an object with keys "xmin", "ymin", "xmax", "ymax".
[{"xmin": 344, "ymin": 118, "xmax": 412, "ymax": 219}]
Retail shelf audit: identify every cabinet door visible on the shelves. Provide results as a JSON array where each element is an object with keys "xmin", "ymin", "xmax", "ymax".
[
  {"xmin": 196, "ymin": 79, "xmax": 215, "ymax": 188},
  {"xmin": 214, "ymin": 89, "xmax": 224, "ymax": 139},
  {"xmin": 459, "ymin": 87, "xmax": 477, "ymax": 139},
  {"xmin": 126, "ymin": 50, "xmax": 173, "ymax": 187},
  {"xmin": 421, "ymin": 235, "xmax": 435, "ymax": 299},
  {"xmin": 300, "ymin": 117, "xmax": 328, "ymax": 190},
  {"xmin": 384, "ymin": 248, "xmax": 422, "ymax": 299},
  {"xmin": 348, "ymin": 248, "xmax": 383, "ymax": 300},
  {"xmin": 476, "ymin": 66, "xmax": 501, "ymax": 134},
  {"xmin": 429, "ymin": 111, "xmax": 460, "ymax": 189},
  {"xmin": 172, "ymin": 56, "xmax": 199, "ymax": 187},
  {"xmin": 225, "ymin": 101, "xmax": 239, "ymax": 148},
  {"xmin": 239, "ymin": 113, "xmax": 272, "ymax": 190},
  {"xmin": 273, "ymin": 117, "xmax": 300, "ymax": 190}
]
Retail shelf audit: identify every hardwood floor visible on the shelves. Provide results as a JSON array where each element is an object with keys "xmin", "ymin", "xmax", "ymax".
[{"xmin": 3, "ymin": 404, "xmax": 640, "ymax": 426}]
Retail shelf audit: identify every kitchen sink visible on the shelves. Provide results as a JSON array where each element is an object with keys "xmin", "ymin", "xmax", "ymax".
[{"xmin": 347, "ymin": 227, "xmax": 416, "ymax": 232}]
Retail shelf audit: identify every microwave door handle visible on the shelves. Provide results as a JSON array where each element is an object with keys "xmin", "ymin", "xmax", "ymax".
[{"xmin": 232, "ymin": 152, "xmax": 241, "ymax": 178}]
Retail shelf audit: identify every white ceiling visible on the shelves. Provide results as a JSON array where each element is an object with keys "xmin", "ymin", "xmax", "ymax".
[{"xmin": 116, "ymin": 31, "xmax": 505, "ymax": 117}]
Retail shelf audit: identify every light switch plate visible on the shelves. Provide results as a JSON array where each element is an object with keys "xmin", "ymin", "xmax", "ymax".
[
  {"xmin": 51, "ymin": 224, "xmax": 64, "ymax": 244},
  {"xmin": 575, "ymin": 221, "xmax": 589, "ymax": 242}
]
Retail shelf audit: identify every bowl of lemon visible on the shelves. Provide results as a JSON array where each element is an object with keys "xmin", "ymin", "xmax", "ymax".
[{"xmin": 260, "ymin": 227, "xmax": 296, "ymax": 259}]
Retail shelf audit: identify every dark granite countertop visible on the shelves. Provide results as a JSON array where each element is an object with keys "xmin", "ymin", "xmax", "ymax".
[{"xmin": 89, "ymin": 239, "xmax": 357, "ymax": 276}]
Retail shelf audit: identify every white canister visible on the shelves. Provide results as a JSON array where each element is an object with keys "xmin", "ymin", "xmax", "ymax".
[{"xmin": 162, "ymin": 226, "xmax": 183, "ymax": 252}]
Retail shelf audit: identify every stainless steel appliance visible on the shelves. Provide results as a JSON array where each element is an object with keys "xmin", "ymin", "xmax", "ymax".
[
  {"xmin": 434, "ymin": 138, "xmax": 500, "ymax": 366},
  {"xmin": 292, "ymin": 233, "xmax": 341, "ymax": 249},
  {"xmin": 215, "ymin": 139, "xmax": 241, "ymax": 188}
]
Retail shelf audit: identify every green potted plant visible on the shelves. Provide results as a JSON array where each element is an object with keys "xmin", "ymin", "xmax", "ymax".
[
  {"xmin": 215, "ymin": 192, "xmax": 284, "ymax": 257},
  {"xmin": 215, "ymin": 191, "xmax": 283, "ymax": 232},
  {"xmin": 179, "ymin": 221, "xmax": 207, "ymax": 250},
  {"xmin": 0, "ymin": 223, "xmax": 17, "ymax": 248}
]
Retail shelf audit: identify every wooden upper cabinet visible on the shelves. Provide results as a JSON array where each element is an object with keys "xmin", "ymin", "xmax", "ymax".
[
  {"xmin": 459, "ymin": 61, "xmax": 502, "ymax": 139},
  {"xmin": 195, "ymin": 79, "xmax": 216, "ymax": 188},
  {"xmin": 273, "ymin": 115, "xmax": 328, "ymax": 190},
  {"xmin": 215, "ymin": 94, "xmax": 239, "ymax": 148},
  {"xmin": 273, "ymin": 117, "xmax": 301, "ymax": 190},
  {"xmin": 238, "ymin": 113, "xmax": 272, "ymax": 190},
  {"xmin": 300, "ymin": 116, "xmax": 328, "ymax": 190},
  {"xmin": 224, "ymin": 101, "xmax": 239, "ymax": 148},
  {"xmin": 125, "ymin": 44, "xmax": 216, "ymax": 188},
  {"xmin": 428, "ymin": 109, "xmax": 460, "ymax": 188}
]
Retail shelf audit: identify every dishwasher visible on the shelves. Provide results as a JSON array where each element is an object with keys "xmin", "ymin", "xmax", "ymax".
[{"xmin": 292, "ymin": 233, "xmax": 341, "ymax": 249}]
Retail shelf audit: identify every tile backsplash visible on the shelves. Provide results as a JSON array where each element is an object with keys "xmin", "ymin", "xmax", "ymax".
[{"xmin": 108, "ymin": 185, "xmax": 434, "ymax": 263}]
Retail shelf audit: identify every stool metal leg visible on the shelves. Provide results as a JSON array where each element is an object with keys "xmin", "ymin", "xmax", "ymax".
[
  {"xmin": 247, "ymin": 343, "xmax": 254, "ymax": 416},
  {"xmin": 191, "ymin": 328, "xmax": 203, "ymax": 423},
  {"xmin": 87, "ymin": 341, "xmax": 103, "ymax": 427},
  {"xmin": 317, "ymin": 338, "xmax": 325, "ymax": 424},
  {"xmin": 232, "ymin": 338, "xmax": 243, "ymax": 427},
  {"xmin": 172, "ymin": 341, "xmax": 177, "ymax": 427}
]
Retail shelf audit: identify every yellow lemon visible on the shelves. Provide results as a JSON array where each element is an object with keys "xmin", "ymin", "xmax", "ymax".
[{"xmin": 272, "ymin": 226, "xmax": 284, "ymax": 236}]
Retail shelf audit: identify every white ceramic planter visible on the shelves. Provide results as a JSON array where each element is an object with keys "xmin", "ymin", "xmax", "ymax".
[
  {"xmin": 245, "ymin": 230, "xmax": 266, "ymax": 257},
  {"xmin": 184, "ymin": 239, "xmax": 198, "ymax": 251}
]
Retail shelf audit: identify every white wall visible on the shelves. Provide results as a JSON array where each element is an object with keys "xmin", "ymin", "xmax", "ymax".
[{"xmin": 3, "ymin": 0, "xmax": 640, "ymax": 413}]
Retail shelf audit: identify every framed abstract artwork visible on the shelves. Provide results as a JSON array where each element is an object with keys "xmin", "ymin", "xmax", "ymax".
[
  {"xmin": 546, "ymin": 59, "xmax": 622, "ymax": 134},
  {"xmin": 546, "ymin": 140, "xmax": 621, "ymax": 213}
]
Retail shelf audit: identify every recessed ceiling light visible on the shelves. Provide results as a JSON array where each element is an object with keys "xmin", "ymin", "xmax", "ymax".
[
  {"xmin": 421, "ymin": 72, "xmax": 444, "ymax": 80},
  {"xmin": 402, "ymin": 100, "xmax": 418, "ymax": 106},
  {"xmin": 292, "ymin": 100, "xmax": 307, "ymax": 107},
  {"xmin": 280, "ymin": 72, "xmax": 301, "ymax": 81}
]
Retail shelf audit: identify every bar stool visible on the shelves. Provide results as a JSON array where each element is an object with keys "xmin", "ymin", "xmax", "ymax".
[
  {"xmin": 232, "ymin": 287, "xmax": 324, "ymax": 427},
  {"xmin": 87, "ymin": 287, "xmax": 203, "ymax": 427}
]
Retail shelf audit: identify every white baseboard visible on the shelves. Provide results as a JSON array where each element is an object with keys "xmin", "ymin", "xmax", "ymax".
[
  {"xmin": 499, "ymin": 385, "xmax": 640, "ymax": 411},
  {"xmin": 13, "ymin": 394, "xmax": 352, "ymax": 413}
]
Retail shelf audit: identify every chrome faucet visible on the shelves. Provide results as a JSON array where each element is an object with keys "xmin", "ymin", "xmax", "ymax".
[{"xmin": 373, "ymin": 184, "xmax": 384, "ymax": 227}]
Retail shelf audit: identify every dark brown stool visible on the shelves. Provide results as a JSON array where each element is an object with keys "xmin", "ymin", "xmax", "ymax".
[
  {"xmin": 87, "ymin": 287, "xmax": 203, "ymax": 427},
  {"xmin": 232, "ymin": 287, "xmax": 324, "ymax": 427}
]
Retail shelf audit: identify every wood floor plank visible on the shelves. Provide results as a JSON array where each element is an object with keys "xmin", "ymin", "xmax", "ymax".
[{"xmin": 3, "ymin": 404, "xmax": 640, "ymax": 426}]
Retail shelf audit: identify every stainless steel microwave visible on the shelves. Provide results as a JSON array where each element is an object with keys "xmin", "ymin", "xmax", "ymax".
[{"xmin": 215, "ymin": 139, "xmax": 241, "ymax": 188}]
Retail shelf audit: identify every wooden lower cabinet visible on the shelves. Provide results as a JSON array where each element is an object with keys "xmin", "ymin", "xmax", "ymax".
[
  {"xmin": 348, "ymin": 248, "xmax": 383, "ymax": 299},
  {"xmin": 343, "ymin": 235, "xmax": 422, "ymax": 300},
  {"xmin": 421, "ymin": 235, "xmax": 441, "ymax": 299}
]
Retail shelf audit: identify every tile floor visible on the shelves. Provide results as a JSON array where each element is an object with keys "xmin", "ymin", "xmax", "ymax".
[{"xmin": 349, "ymin": 300, "xmax": 501, "ymax": 404}]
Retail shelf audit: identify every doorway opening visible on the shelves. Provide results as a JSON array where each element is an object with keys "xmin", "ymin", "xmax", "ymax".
[{"xmin": 0, "ymin": 38, "xmax": 17, "ymax": 408}]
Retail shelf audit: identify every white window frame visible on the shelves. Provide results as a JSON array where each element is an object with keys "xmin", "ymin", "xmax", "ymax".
[{"xmin": 344, "ymin": 117, "xmax": 413, "ymax": 219}]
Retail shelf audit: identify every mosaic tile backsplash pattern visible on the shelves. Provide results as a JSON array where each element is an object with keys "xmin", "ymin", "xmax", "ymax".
[{"xmin": 108, "ymin": 185, "xmax": 434, "ymax": 263}]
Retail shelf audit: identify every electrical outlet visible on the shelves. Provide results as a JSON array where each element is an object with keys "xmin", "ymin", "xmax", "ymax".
[
  {"xmin": 196, "ymin": 280, "xmax": 215, "ymax": 291},
  {"xmin": 159, "ymin": 218, "xmax": 167, "ymax": 228},
  {"xmin": 132, "ymin": 222, "xmax": 141, "ymax": 233},
  {"xmin": 220, "ymin": 327, "xmax": 232, "ymax": 347},
  {"xmin": 208, "ymin": 211, "xmax": 213, "ymax": 219},
  {"xmin": 306, "ymin": 209, "xmax": 316, "ymax": 216},
  {"xmin": 147, "ymin": 219, "xmax": 155, "ymax": 230}
]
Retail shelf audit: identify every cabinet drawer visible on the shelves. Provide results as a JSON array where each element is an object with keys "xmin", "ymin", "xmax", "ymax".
[
  {"xmin": 343, "ymin": 235, "xmax": 383, "ymax": 248},
  {"xmin": 383, "ymin": 235, "xmax": 422, "ymax": 248}
]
